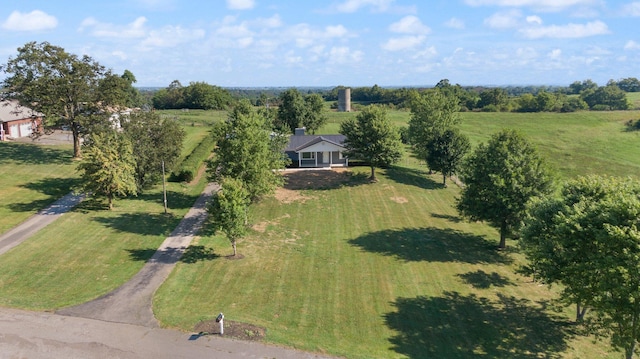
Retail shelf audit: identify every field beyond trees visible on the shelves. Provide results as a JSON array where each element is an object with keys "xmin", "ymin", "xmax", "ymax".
[{"xmin": 1, "ymin": 108, "xmax": 639, "ymax": 358}]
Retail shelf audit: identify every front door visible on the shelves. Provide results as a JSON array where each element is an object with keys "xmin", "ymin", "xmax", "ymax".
[{"xmin": 322, "ymin": 151, "xmax": 330, "ymax": 164}]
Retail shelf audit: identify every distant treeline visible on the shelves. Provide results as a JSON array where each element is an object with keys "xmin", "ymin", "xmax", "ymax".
[{"xmin": 144, "ymin": 77, "xmax": 640, "ymax": 113}]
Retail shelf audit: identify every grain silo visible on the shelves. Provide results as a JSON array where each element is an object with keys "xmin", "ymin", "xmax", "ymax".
[{"xmin": 337, "ymin": 88, "xmax": 351, "ymax": 112}]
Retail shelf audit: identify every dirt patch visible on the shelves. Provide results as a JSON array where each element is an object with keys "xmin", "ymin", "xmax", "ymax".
[
  {"xmin": 274, "ymin": 187, "xmax": 314, "ymax": 204},
  {"xmin": 193, "ymin": 319, "xmax": 265, "ymax": 341},
  {"xmin": 390, "ymin": 196, "xmax": 408, "ymax": 204},
  {"xmin": 252, "ymin": 213, "xmax": 290, "ymax": 233}
]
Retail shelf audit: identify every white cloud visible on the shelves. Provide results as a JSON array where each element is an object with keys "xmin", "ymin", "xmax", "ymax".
[
  {"xmin": 381, "ymin": 35, "xmax": 425, "ymax": 51},
  {"xmin": 335, "ymin": 0, "xmax": 393, "ymax": 12},
  {"xmin": 526, "ymin": 15, "xmax": 542, "ymax": 25},
  {"xmin": 327, "ymin": 46, "xmax": 364, "ymax": 64},
  {"xmin": 2, "ymin": 10, "xmax": 57, "ymax": 31},
  {"xmin": 445, "ymin": 17, "xmax": 465, "ymax": 29},
  {"xmin": 548, "ymin": 49, "xmax": 562, "ymax": 59},
  {"xmin": 622, "ymin": 2, "xmax": 640, "ymax": 16},
  {"xmin": 325, "ymin": 25, "xmax": 349, "ymax": 37},
  {"xmin": 465, "ymin": 0, "xmax": 596, "ymax": 11},
  {"xmin": 519, "ymin": 20, "xmax": 609, "ymax": 39},
  {"xmin": 141, "ymin": 26, "xmax": 205, "ymax": 47},
  {"xmin": 226, "ymin": 0, "xmax": 255, "ymax": 10},
  {"xmin": 484, "ymin": 10, "xmax": 522, "ymax": 29},
  {"xmin": 389, "ymin": 15, "xmax": 430, "ymax": 35},
  {"xmin": 624, "ymin": 40, "xmax": 640, "ymax": 50},
  {"xmin": 79, "ymin": 17, "xmax": 147, "ymax": 38}
]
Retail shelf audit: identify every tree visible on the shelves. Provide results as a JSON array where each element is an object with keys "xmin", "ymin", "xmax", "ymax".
[
  {"xmin": 183, "ymin": 81, "xmax": 233, "ymax": 110},
  {"xmin": 121, "ymin": 112, "xmax": 185, "ymax": 192},
  {"xmin": 426, "ymin": 128, "xmax": 470, "ymax": 186},
  {"xmin": 340, "ymin": 105, "xmax": 403, "ymax": 181},
  {"xmin": 456, "ymin": 129, "xmax": 554, "ymax": 249},
  {"xmin": 1, "ymin": 41, "xmax": 126, "ymax": 158},
  {"xmin": 302, "ymin": 93, "xmax": 328, "ymax": 134},
  {"xmin": 581, "ymin": 84, "xmax": 630, "ymax": 110},
  {"xmin": 408, "ymin": 90, "xmax": 461, "ymax": 172},
  {"xmin": 77, "ymin": 131, "xmax": 137, "ymax": 210},
  {"xmin": 210, "ymin": 100, "xmax": 290, "ymax": 202},
  {"xmin": 521, "ymin": 176, "xmax": 640, "ymax": 359},
  {"xmin": 276, "ymin": 88, "xmax": 307, "ymax": 133},
  {"xmin": 209, "ymin": 177, "xmax": 249, "ymax": 257},
  {"xmin": 478, "ymin": 88, "xmax": 509, "ymax": 110}
]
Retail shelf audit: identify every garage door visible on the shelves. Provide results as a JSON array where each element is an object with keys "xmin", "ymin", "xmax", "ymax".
[
  {"xmin": 19, "ymin": 122, "xmax": 32, "ymax": 137},
  {"xmin": 9, "ymin": 124, "xmax": 18, "ymax": 138}
]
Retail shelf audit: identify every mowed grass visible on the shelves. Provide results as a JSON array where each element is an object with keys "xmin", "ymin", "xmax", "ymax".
[
  {"xmin": 0, "ymin": 178, "xmax": 206, "ymax": 309},
  {"xmin": 0, "ymin": 122, "xmax": 212, "ymax": 309},
  {"xmin": 0, "ymin": 142, "xmax": 78, "ymax": 234},
  {"xmin": 154, "ymin": 166, "xmax": 618, "ymax": 358},
  {"xmin": 325, "ymin": 108, "xmax": 640, "ymax": 179}
]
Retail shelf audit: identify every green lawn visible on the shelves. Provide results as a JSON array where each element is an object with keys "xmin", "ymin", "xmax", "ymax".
[
  {"xmin": 154, "ymin": 166, "xmax": 618, "ymax": 358},
  {"xmin": 325, "ymin": 109, "xmax": 640, "ymax": 179},
  {"xmin": 0, "ymin": 142, "xmax": 78, "ymax": 234}
]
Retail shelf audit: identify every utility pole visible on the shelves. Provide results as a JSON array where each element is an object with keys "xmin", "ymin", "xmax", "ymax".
[{"xmin": 162, "ymin": 160, "xmax": 168, "ymax": 214}]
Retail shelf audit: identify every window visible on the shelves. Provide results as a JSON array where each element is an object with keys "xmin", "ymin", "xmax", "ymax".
[{"xmin": 302, "ymin": 152, "xmax": 315, "ymax": 159}]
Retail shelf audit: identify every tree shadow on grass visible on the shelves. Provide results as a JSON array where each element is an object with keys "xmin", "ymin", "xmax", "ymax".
[
  {"xmin": 0, "ymin": 142, "xmax": 73, "ymax": 165},
  {"xmin": 385, "ymin": 166, "xmax": 442, "ymax": 190},
  {"xmin": 126, "ymin": 245, "xmax": 219, "ymax": 264},
  {"xmin": 348, "ymin": 227, "xmax": 511, "ymax": 264},
  {"xmin": 384, "ymin": 291, "xmax": 575, "ymax": 359},
  {"xmin": 457, "ymin": 270, "xmax": 515, "ymax": 289},
  {"xmin": 283, "ymin": 170, "xmax": 369, "ymax": 190},
  {"xmin": 7, "ymin": 177, "xmax": 81, "ymax": 213},
  {"xmin": 93, "ymin": 212, "xmax": 179, "ymax": 236},
  {"xmin": 126, "ymin": 190, "xmax": 201, "ymax": 211}
]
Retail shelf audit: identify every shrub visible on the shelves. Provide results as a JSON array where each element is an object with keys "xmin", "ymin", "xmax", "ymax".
[{"xmin": 170, "ymin": 134, "xmax": 216, "ymax": 182}]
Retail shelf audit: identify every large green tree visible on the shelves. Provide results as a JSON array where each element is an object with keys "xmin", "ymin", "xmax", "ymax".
[
  {"xmin": 408, "ymin": 90, "xmax": 462, "ymax": 173},
  {"xmin": 521, "ymin": 176, "xmax": 640, "ymax": 359},
  {"xmin": 340, "ymin": 105, "xmax": 403, "ymax": 181},
  {"xmin": 209, "ymin": 100, "xmax": 290, "ymax": 202},
  {"xmin": 1, "ymin": 41, "xmax": 128, "ymax": 158},
  {"xmin": 209, "ymin": 177, "xmax": 249, "ymax": 257},
  {"xmin": 303, "ymin": 93, "xmax": 328, "ymax": 134},
  {"xmin": 77, "ymin": 131, "xmax": 137, "ymax": 210},
  {"xmin": 121, "ymin": 112, "xmax": 185, "ymax": 192},
  {"xmin": 456, "ymin": 129, "xmax": 554, "ymax": 249},
  {"xmin": 426, "ymin": 128, "xmax": 470, "ymax": 187},
  {"xmin": 275, "ymin": 89, "xmax": 327, "ymax": 134}
]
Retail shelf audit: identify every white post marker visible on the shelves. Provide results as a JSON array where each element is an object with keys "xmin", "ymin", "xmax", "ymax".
[{"xmin": 216, "ymin": 313, "xmax": 224, "ymax": 335}]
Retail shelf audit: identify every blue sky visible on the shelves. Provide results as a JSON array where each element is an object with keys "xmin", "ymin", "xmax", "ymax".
[{"xmin": 1, "ymin": 0, "xmax": 639, "ymax": 87}]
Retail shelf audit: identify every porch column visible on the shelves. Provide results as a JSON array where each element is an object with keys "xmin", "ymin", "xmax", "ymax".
[
  {"xmin": 315, "ymin": 151, "xmax": 318, "ymax": 167},
  {"xmin": 330, "ymin": 151, "xmax": 333, "ymax": 167}
]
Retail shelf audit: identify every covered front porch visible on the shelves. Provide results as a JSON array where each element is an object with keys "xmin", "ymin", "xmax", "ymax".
[{"xmin": 297, "ymin": 150, "xmax": 348, "ymax": 168}]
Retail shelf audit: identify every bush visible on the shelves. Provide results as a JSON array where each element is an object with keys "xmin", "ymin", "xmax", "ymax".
[
  {"xmin": 170, "ymin": 134, "xmax": 216, "ymax": 182},
  {"xmin": 625, "ymin": 119, "xmax": 640, "ymax": 131}
]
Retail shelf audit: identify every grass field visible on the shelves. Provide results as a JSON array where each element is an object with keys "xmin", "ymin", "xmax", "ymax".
[
  {"xmin": 1, "ymin": 107, "xmax": 638, "ymax": 358},
  {"xmin": 323, "ymin": 109, "xmax": 640, "ymax": 179},
  {"xmin": 154, "ymin": 166, "xmax": 618, "ymax": 358},
  {"xmin": 0, "ymin": 142, "xmax": 78, "ymax": 234}
]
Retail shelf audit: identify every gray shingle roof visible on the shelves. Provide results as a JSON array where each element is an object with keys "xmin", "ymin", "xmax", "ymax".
[{"xmin": 285, "ymin": 134, "xmax": 346, "ymax": 152}]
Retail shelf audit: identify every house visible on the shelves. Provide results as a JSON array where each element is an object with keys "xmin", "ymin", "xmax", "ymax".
[
  {"xmin": 284, "ymin": 128, "xmax": 348, "ymax": 168},
  {"xmin": 0, "ymin": 100, "xmax": 43, "ymax": 141}
]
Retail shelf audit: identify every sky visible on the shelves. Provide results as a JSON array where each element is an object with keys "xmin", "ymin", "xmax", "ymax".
[{"xmin": 1, "ymin": 0, "xmax": 639, "ymax": 88}]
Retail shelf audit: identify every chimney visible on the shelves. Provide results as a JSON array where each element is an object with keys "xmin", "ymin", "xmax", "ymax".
[{"xmin": 294, "ymin": 127, "xmax": 306, "ymax": 136}]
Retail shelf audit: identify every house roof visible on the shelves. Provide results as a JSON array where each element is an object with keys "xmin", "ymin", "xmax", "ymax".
[
  {"xmin": 285, "ymin": 134, "xmax": 346, "ymax": 152},
  {"xmin": 0, "ymin": 100, "xmax": 43, "ymax": 123}
]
